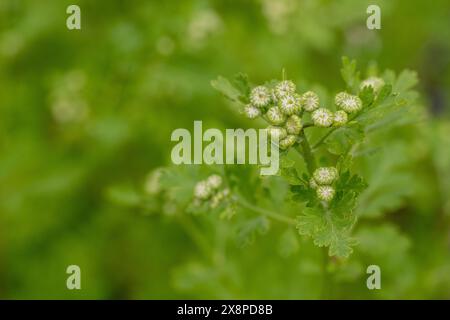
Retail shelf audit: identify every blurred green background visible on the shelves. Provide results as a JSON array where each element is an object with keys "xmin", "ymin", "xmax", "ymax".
[{"xmin": 0, "ymin": 0, "xmax": 450, "ymax": 299}]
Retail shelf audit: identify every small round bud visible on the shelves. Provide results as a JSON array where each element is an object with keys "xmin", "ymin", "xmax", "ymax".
[
  {"xmin": 300, "ymin": 91, "xmax": 320, "ymax": 112},
  {"xmin": 312, "ymin": 108, "xmax": 333, "ymax": 127},
  {"xmin": 267, "ymin": 126, "xmax": 287, "ymax": 141},
  {"xmin": 333, "ymin": 110, "xmax": 348, "ymax": 126},
  {"xmin": 206, "ymin": 174, "xmax": 222, "ymax": 189},
  {"xmin": 250, "ymin": 86, "xmax": 271, "ymax": 108},
  {"xmin": 210, "ymin": 191, "xmax": 224, "ymax": 209},
  {"xmin": 244, "ymin": 105, "xmax": 261, "ymax": 119},
  {"xmin": 309, "ymin": 177, "xmax": 318, "ymax": 190},
  {"xmin": 194, "ymin": 181, "xmax": 211, "ymax": 200},
  {"xmin": 144, "ymin": 169, "xmax": 163, "ymax": 195},
  {"xmin": 334, "ymin": 92, "xmax": 348, "ymax": 106},
  {"xmin": 279, "ymin": 94, "xmax": 301, "ymax": 115},
  {"xmin": 285, "ymin": 114, "xmax": 303, "ymax": 135},
  {"xmin": 316, "ymin": 185, "xmax": 335, "ymax": 202},
  {"xmin": 335, "ymin": 92, "xmax": 362, "ymax": 113},
  {"xmin": 360, "ymin": 77, "xmax": 385, "ymax": 93},
  {"xmin": 266, "ymin": 107, "xmax": 286, "ymax": 125},
  {"xmin": 313, "ymin": 167, "xmax": 338, "ymax": 185},
  {"xmin": 275, "ymin": 80, "xmax": 296, "ymax": 99},
  {"xmin": 279, "ymin": 135, "xmax": 297, "ymax": 150}
]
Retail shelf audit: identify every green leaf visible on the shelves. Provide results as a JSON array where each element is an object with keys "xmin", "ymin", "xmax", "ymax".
[
  {"xmin": 325, "ymin": 123, "xmax": 365, "ymax": 155},
  {"xmin": 296, "ymin": 207, "xmax": 324, "ymax": 237},
  {"xmin": 232, "ymin": 73, "xmax": 250, "ymax": 99},
  {"xmin": 359, "ymin": 85, "xmax": 375, "ymax": 108},
  {"xmin": 211, "ymin": 74, "xmax": 250, "ymax": 104},
  {"xmin": 291, "ymin": 184, "xmax": 318, "ymax": 207},
  {"xmin": 295, "ymin": 171, "xmax": 363, "ymax": 259},
  {"xmin": 340, "ymin": 56, "xmax": 360, "ymax": 92},
  {"xmin": 329, "ymin": 235, "xmax": 358, "ymax": 258},
  {"xmin": 279, "ymin": 167, "xmax": 302, "ymax": 185},
  {"xmin": 355, "ymin": 143, "xmax": 414, "ymax": 218},
  {"xmin": 280, "ymin": 154, "xmax": 295, "ymax": 168},
  {"xmin": 374, "ymin": 84, "xmax": 392, "ymax": 105},
  {"xmin": 236, "ymin": 216, "xmax": 270, "ymax": 247},
  {"xmin": 211, "ymin": 76, "xmax": 243, "ymax": 103},
  {"xmin": 393, "ymin": 69, "xmax": 418, "ymax": 93}
]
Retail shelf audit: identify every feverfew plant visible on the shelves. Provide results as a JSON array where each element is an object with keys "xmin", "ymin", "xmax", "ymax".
[
  {"xmin": 208, "ymin": 57, "xmax": 419, "ymax": 258},
  {"xmin": 111, "ymin": 57, "xmax": 419, "ymax": 260}
]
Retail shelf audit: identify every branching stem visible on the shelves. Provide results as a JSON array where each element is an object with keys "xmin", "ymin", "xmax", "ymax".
[{"xmin": 235, "ymin": 194, "xmax": 297, "ymax": 226}]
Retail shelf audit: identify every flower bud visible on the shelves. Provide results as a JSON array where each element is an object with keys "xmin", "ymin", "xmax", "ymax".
[
  {"xmin": 285, "ymin": 114, "xmax": 303, "ymax": 135},
  {"xmin": 244, "ymin": 105, "xmax": 261, "ymax": 119},
  {"xmin": 333, "ymin": 110, "xmax": 348, "ymax": 126},
  {"xmin": 360, "ymin": 77, "xmax": 385, "ymax": 93},
  {"xmin": 309, "ymin": 177, "xmax": 318, "ymax": 190},
  {"xmin": 300, "ymin": 91, "xmax": 320, "ymax": 112},
  {"xmin": 316, "ymin": 185, "xmax": 335, "ymax": 202},
  {"xmin": 279, "ymin": 94, "xmax": 301, "ymax": 115},
  {"xmin": 335, "ymin": 92, "xmax": 362, "ymax": 113},
  {"xmin": 194, "ymin": 181, "xmax": 211, "ymax": 200},
  {"xmin": 312, "ymin": 108, "xmax": 333, "ymax": 127},
  {"xmin": 275, "ymin": 80, "xmax": 296, "ymax": 99},
  {"xmin": 206, "ymin": 174, "xmax": 222, "ymax": 189},
  {"xmin": 279, "ymin": 135, "xmax": 297, "ymax": 150},
  {"xmin": 313, "ymin": 167, "xmax": 338, "ymax": 185},
  {"xmin": 250, "ymin": 86, "xmax": 271, "ymax": 108},
  {"xmin": 267, "ymin": 126, "xmax": 287, "ymax": 141},
  {"xmin": 144, "ymin": 169, "xmax": 163, "ymax": 195},
  {"xmin": 266, "ymin": 107, "xmax": 286, "ymax": 125}
]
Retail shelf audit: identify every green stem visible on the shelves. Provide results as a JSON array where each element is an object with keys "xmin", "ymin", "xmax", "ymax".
[
  {"xmin": 312, "ymin": 113, "xmax": 361, "ymax": 150},
  {"xmin": 312, "ymin": 127, "xmax": 337, "ymax": 150},
  {"xmin": 235, "ymin": 194, "xmax": 296, "ymax": 226},
  {"xmin": 298, "ymin": 130, "xmax": 316, "ymax": 175},
  {"xmin": 321, "ymin": 246, "xmax": 332, "ymax": 299}
]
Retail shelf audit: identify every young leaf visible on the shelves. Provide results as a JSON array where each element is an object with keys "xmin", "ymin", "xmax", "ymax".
[
  {"xmin": 211, "ymin": 76, "xmax": 243, "ymax": 103},
  {"xmin": 340, "ymin": 56, "xmax": 360, "ymax": 93},
  {"xmin": 236, "ymin": 216, "xmax": 271, "ymax": 248}
]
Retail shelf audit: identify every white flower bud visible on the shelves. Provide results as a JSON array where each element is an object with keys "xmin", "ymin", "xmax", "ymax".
[
  {"xmin": 274, "ymin": 80, "xmax": 296, "ymax": 99},
  {"xmin": 279, "ymin": 135, "xmax": 297, "ymax": 150},
  {"xmin": 244, "ymin": 105, "xmax": 261, "ymax": 119},
  {"xmin": 267, "ymin": 126, "xmax": 287, "ymax": 141},
  {"xmin": 334, "ymin": 92, "xmax": 348, "ymax": 106},
  {"xmin": 309, "ymin": 177, "xmax": 318, "ymax": 189},
  {"xmin": 333, "ymin": 110, "xmax": 348, "ymax": 126},
  {"xmin": 313, "ymin": 167, "xmax": 338, "ymax": 185},
  {"xmin": 210, "ymin": 192, "xmax": 223, "ymax": 209},
  {"xmin": 312, "ymin": 108, "xmax": 333, "ymax": 127},
  {"xmin": 360, "ymin": 77, "xmax": 385, "ymax": 93},
  {"xmin": 285, "ymin": 114, "xmax": 303, "ymax": 135},
  {"xmin": 144, "ymin": 169, "xmax": 163, "ymax": 195},
  {"xmin": 206, "ymin": 174, "xmax": 222, "ymax": 189},
  {"xmin": 335, "ymin": 92, "xmax": 362, "ymax": 113},
  {"xmin": 316, "ymin": 185, "xmax": 335, "ymax": 202},
  {"xmin": 266, "ymin": 107, "xmax": 286, "ymax": 125},
  {"xmin": 279, "ymin": 94, "xmax": 301, "ymax": 115},
  {"xmin": 250, "ymin": 86, "xmax": 271, "ymax": 108},
  {"xmin": 300, "ymin": 91, "xmax": 320, "ymax": 112},
  {"xmin": 194, "ymin": 181, "xmax": 211, "ymax": 200}
]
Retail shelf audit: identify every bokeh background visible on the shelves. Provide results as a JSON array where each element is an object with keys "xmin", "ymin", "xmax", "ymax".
[{"xmin": 0, "ymin": 0, "xmax": 449, "ymax": 299}]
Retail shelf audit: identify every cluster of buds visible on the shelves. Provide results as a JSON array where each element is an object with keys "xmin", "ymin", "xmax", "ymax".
[
  {"xmin": 193, "ymin": 174, "xmax": 230, "ymax": 209},
  {"xmin": 244, "ymin": 78, "xmax": 365, "ymax": 151},
  {"xmin": 245, "ymin": 80, "xmax": 308, "ymax": 150},
  {"xmin": 309, "ymin": 167, "xmax": 339, "ymax": 202},
  {"xmin": 243, "ymin": 75, "xmax": 384, "ymax": 154}
]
